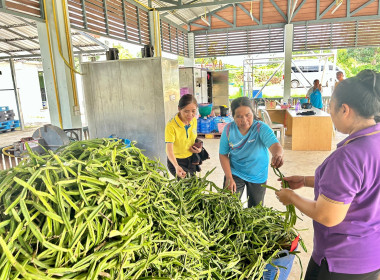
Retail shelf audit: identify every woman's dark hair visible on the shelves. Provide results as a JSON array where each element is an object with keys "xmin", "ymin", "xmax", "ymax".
[
  {"xmin": 230, "ymin": 97, "xmax": 259, "ymax": 120},
  {"xmin": 333, "ymin": 69, "xmax": 380, "ymax": 123},
  {"xmin": 178, "ymin": 94, "xmax": 198, "ymax": 110}
]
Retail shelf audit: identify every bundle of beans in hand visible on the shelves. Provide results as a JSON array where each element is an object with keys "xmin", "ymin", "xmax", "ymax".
[{"xmin": 0, "ymin": 139, "xmax": 303, "ymax": 279}]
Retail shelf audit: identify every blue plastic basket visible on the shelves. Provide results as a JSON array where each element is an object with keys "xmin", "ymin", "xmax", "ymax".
[
  {"xmin": 262, "ymin": 250, "xmax": 296, "ymax": 280},
  {"xmin": 108, "ymin": 135, "xmax": 131, "ymax": 148}
]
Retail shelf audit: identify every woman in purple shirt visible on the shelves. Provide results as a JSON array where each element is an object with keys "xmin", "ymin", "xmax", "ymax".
[{"xmin": 276, "ymin": 70, "xmax": 380, "ymax": 280}]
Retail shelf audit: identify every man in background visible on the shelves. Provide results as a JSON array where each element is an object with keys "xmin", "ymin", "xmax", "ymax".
[{"xmin": 335, "ymin": 71, "xmax": 344, "ymax": 88}]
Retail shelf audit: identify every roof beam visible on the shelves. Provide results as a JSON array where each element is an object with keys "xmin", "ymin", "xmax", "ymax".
[
  {"xmin": 237, "ymin": 3, "xmax": 260, "ymax": 25},
  {"xmin": 192, "ymin": 22, "xmax": 286, "ymax": 34},
  {"xmin": 188, "ymin": 4, "xmax": 232, "ymax": 25},
  {"xmin": 0, "ymin": 23, "xmax": 32, "ymax": 29},
  {"xmin": 0, "ymin": 24, "xmax": 40, "ymax": 45},
  {"xmin": 350, "ymin": 0, "xmax": 376, "ymax": 16},
  {"xmin": 157, "ymin": 0, "xmax": 180, "ymax": 5},
  {"xmin": 2, "ymin": 40, "xmax": 35, "ymax": 54},
  {"xmin": 269, "ymin": 0, "xmax": 287, "ymax": 21},
  {"xmin": 155, "ymin": 0, "xmax": 259, "ymax": 11},
  {"xmin": 233, "ymin": 4, "xmax": 236, "ymax": 27},
  {"xmin": 161, "ymin": 12, "xmax": 190, "ymax": 25},
  {"xmin": 192, "ymin": 13, "xmax": 380, "ymax": 34},
  {"xmin": 76, "ymin": 30, "xmax": 109, "ymax": 50},
  {"xmin": 290, "ymin": 0, "xmax": 307, "ymax": 22},
  {"xmin": 0, "ymin": 47, "xmax": 12, "ymax": 56},
  {"xmin": 160, "ymin": 16, "xmax": 188, "ymax": 32},
  {"xmin": 1, "ymin": 37, "xmax": 38, "ymax": 42},
  {"xmin": 0, "ymin": 49, "xmax": 107, "ymax": 60},
  {"xmin": 319, "ymin": 0, "xmax": 336, "ymax": 19},
  {"xmin": 190, "ymin": 22, "xmax": 209, "ymax": 29},
  {"xmin": 213, "ymin": 14, "xmax": 233, "ymax": 26}
]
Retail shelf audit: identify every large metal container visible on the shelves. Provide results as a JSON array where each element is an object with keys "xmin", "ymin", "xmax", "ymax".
[
  {"xmin": 81, "ymin": 57, "xmax": 180, "ymax": 163},
  {"xmin": 210, "ymin": 70, "xmax": 229, "ymax": 107}
]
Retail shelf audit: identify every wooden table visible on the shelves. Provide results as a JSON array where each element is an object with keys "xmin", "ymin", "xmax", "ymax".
[
  {"xmin": 257, "ymin": 106, "xmax": 287, "ymax": 125},
  {"xmin": 285, "ymin": 108, "xmax": 333, "ymax": 151}
]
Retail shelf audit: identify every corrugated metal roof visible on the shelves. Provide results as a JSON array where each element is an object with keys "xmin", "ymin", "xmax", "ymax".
[{"xmin": 0, "ymin": 11, "xmax": 106, "ymax": 59}]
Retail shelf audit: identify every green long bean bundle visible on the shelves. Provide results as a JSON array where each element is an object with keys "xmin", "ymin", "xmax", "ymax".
[
  {"xmin": 0, "ymin": 139, "xmax": 303, "ymax": 279},
  {"xmin": 271, "ymin": 167, "xmax": 298, "ymax": 230}
]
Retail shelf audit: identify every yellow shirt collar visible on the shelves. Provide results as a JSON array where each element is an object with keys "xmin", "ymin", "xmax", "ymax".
[{"xmin": 174, "ymin": 114, "xmax": 192, "ymax": 128}]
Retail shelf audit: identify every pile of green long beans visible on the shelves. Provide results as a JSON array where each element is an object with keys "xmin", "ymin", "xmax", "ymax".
[{"xmin": 0, "ymin": 139, "xmax": 303, "ymax": 279}]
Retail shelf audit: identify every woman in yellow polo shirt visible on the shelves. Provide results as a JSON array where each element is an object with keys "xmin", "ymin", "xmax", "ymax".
[{"xmin": 165, "ymin": 94, "xmax": 202, "ymax": 178}]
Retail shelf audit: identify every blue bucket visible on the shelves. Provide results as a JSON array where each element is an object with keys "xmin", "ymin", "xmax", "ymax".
[{"xmin": 262, "ymin": 250, "xmax": 296, "ymax": 280}]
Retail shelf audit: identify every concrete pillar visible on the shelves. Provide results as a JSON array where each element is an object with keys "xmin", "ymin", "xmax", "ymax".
[
  {"xmin": 283, "ymin": 24, "xmax": 293, "ymax": 100},
  {"xmin": 36, "ymin": 0, "xmax": 81, "ymax": 129},
  {"xmin": 149, "ymin": 10, "xmax": 162, "ymax": 57},
  {"xmin": 184, "ymin": 33, "xmax": 195, "ymax": 67}
]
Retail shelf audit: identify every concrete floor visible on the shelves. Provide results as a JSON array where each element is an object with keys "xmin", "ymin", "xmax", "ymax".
[
  {"xmin": 0, "ymin": 126, "xmax": 347, "ymax": 279},
  {"xmin": 0, "ymin": 126, "xmax": 43, "ymax": 147}
]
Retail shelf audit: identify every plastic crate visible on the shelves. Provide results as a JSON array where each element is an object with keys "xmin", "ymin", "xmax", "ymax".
[{"xmin": 262, "ymin": 250, "xmax": 296, "ymax": 280}]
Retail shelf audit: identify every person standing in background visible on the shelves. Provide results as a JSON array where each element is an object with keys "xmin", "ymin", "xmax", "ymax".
[
  {"xmin": 335, "ymin": 71, "xmax": 344, "ymax": 88},
  {"xmin": 307, "ymin": 79, "xmax": 323, "ymax": 109}
]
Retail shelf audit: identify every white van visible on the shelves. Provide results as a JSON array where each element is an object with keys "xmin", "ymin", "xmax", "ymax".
[{"xmin": 289, "ymin": 60, "xmax": 344, "ymax": 88}]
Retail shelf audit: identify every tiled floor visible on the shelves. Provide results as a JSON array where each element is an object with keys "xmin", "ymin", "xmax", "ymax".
[
  {"xmin": 199, "ymin": 131, "xmax": 346, "ymax": 280},
  {"xmin": 0, "ymin": 126, "xmax": 347, "ymax": 279}
]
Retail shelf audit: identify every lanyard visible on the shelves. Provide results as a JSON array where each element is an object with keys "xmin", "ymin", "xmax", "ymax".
[{"xmin": 342, "ymin": 130, "xmax": 380, "ymax": 146}]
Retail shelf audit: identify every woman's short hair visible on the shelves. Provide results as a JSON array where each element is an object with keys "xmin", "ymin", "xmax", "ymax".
[
  {"xmin": 178, "ymin": 94, "xmax": 198, "ymax": 110},
  {"xmin": 333, "ymin": 69, "xmax": 380, "ymax": 123},
  {"xmin": 230, "ymin": 97, "xmax": 259, "ymax": 120}
]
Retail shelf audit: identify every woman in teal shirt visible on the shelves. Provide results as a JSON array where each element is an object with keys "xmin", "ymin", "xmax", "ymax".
[
  {"xmin": 219, "ymin": 97, "xmax": 284, "ymax": 207},
  {"xmin": 307, "ymin": 79, "xmax": 323, "ymax": 109}
]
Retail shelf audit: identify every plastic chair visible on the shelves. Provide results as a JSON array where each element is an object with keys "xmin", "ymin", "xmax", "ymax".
[{"xmin": 260, "ymin": 109, "xmax": 285, "ymax": 146}]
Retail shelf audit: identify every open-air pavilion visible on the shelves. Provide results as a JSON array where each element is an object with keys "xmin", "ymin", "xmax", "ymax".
[
  {"xmin": 1, "ymin": 0, "xmax": 380, "ymax": 129},
  {"xmin": 0, "ymin": 1, "xmax": 380, "ymax": 279}
]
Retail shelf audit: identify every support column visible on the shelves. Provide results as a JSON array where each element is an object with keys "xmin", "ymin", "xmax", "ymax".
[
  {"xmin": 36, "ymin": 0, "xmax": 81, "ymax": 129},
  {"xmin": 283, "ymin": 24, "xmax": 293, "ymax": 100},
  {"xmin": 9, "ymin": 58, "xmax": 25, "ymax": 130},
  {"xmin": 184, "ymin": 32, "xmax": 195, "ymax": 67},
  {"xmin": 149, "ymin": 10, "xmax": 162, "ymax": 57}
]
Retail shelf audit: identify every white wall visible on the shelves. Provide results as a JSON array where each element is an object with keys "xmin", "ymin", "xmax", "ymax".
[{"xmin": 0, "ymin": 61, "xmax": 50, "ymax": 124}]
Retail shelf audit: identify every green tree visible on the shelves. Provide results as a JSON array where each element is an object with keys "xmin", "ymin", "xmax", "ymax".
[
  {"xmin": 337, "ymin": 47, "xmax": 380, "ymax": 77},
  {"xmin": 178, "ymin": 56, "xmax": 184, "ymax": 66},
  {"xmin": 113, "ymin": 44, "xmax": 136, "ymax": 59}
]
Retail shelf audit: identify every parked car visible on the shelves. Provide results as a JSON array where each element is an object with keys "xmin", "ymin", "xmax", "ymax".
[{"xmin": 282, "ymin": 60, "xmax": 345, "ymax": 88}]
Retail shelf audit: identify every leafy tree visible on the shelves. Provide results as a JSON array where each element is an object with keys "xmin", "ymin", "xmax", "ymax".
[
  {"xmin": 178, "ymin": 56, "xmax": 184, "ymax": 65},
  {"xmin": 337, "ymin": 47, "xmax": 380, "ymax": 77},
  {"xmin": 113, "ymin": 44, "xmax": 136, "ymax": 59}
]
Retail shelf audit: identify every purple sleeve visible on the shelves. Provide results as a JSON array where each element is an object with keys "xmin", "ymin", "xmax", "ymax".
[{"xmin": 317, "ymin": 156, "xmax": 362, "ymax": 204}]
